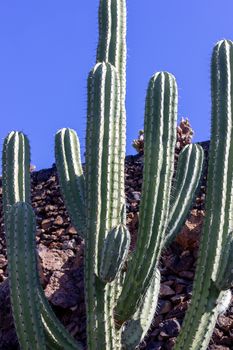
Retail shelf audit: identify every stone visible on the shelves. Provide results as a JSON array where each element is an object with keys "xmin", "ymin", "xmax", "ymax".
[
  {"xmin": 38, "ymin": 244, "xmax": 74, "ymax": 272},
  {"xmin": 159, "ymin": 319, "xmax": 181, "ymax": 338},
  {"xmin": 41, "ymin": 218, "xmax": 53, "ymax": 230},
  {"xmin": 67, "ymin": 226, "xmax": 78, "ymax": 235},
  {"xmin": 54, "ymin": 215, "xmax": 64, "ymax": 226},
  {"xmin": 160, "ymin": 284, "xmax": 176, "ymax": 297},
  {"xmin": 157, "ymin": 300, "xmax": 173, "ymax": 314}
]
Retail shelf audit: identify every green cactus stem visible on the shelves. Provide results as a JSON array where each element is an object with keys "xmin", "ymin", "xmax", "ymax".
[
  {"xmin": 97, "ymin": 0, "xmax": 127, "ymax": 223},
  {"xmin": 121, "ymin": 268, "xmax": 161, "ymax": 350},
  {"xmin": 99, "ymin": 224, "xmax": 130, "ymax": 283},
  {"xmin": 2, "ymin": 131, "xmax": 31, "ymax": 211},
  {"xmin": 115, "ymin": 71, "xmax": 178, "ymax": 323},
  {"xmin": 214, "ymin": 233, "xmax": 233, "ymax": 290},
  {"xmin": 6, "ymin": 202, "xmax": 46, "ymax": 350},
  {"xmin": 38, "ymin": 285, "xmax": 83, "ymax": 350},
  {"xmin": 174, "ymin": 39, "xmax": 233, "ymax": 350},
  {"xmin": 84, "ymin": 61, "xmax": 122, "ymax": 349},
  {"xmin": 164, "ymin": 143, "xmax": 204, "ymax": 247},
  {"xmin": 55, "ymin": 128, "xmax": 86, "ymax": 238}
]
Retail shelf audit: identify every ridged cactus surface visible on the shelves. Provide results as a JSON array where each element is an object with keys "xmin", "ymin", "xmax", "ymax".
[
  {"xmin": 6, "ymin": 202, "xmax": 46, "ymax": 350},
  {"xmin": 174, "ymin": 39, "xmax": 233, "ymax": 350},
  {"xmin": 2, "ymin": 131, "xmax": 83, "ymax": 350},
  {"xmin": 115, "ymin": 71, "xmax": 178, "ymax": 322}
]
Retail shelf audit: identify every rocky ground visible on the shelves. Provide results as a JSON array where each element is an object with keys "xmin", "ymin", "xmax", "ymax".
[{"xmin": 0, "ymin": 143, "xmax": 233, "ymax": 350}]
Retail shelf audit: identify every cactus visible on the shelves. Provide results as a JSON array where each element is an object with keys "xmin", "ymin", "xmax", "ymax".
[
  {"xmin": 2, "ymin": 132, "xmax": 83, "ymax": 350},
  {"xmin": 55, "ymin": 1, "xmax": 204, "ymax": 347},
  {"xmin": 173, "ymin": 39, "xmax": 233, "ymax": 350},
  {"xmin": 2, "ymin": 1, "xmax": 206, "ymax": 349}
]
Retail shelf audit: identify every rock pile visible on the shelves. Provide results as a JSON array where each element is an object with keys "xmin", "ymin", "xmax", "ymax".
[{"xmin": 0, "ymin": 145, "xmax": 232, "ymax": 350}]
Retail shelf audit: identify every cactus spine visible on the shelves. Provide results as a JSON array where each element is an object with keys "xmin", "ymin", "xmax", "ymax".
[
  {"xmin": 174, "ymin": 39, "xmax": 233, "ymax": 350},
  {"xmin": 2, "ymin": 1, "xmax": 206, "ymax": 349}
]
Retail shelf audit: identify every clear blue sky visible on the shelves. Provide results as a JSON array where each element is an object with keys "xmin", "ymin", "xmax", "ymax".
[{"xmin": 1, "ymin": 0, "xmax": 233, "ymax": 170}]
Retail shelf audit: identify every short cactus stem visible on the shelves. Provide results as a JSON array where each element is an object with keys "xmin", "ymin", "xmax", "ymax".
[
  {"xmin": 164, "ymin": 143, "xmax": 204, "ymax": 247},
  {"xmin": 2, "ymin": 131, "xmax": 31, "ymax": 212},
  {"xmin": 99, "ymin": 224, "xmax": 130, "ymax": 283},
  {"xmin": 55, "ymin": 128, "xmax": 86, "ymax": 238}
]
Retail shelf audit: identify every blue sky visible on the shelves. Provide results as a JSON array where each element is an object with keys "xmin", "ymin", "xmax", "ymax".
[{"xmin": 1, "ymin": 0, "xmax": 233, "ymax": 170}]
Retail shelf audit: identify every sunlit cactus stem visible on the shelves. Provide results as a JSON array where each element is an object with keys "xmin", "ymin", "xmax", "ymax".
[{"xmin": 174, "ymin": 39, "xmax": 233, "ymax": 350}]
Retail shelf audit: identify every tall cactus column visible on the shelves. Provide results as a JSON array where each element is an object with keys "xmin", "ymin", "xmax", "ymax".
[
  {"xmin": 97, "ymin": 0, "xmax": 127, "ymax": 223},
  {"xmin": 174, "ymin": 39, "xmax": 233, "ymax": 350},
  {"xmin": 85, "ymin": 62, "xmax": 124, "ymax": 350}
]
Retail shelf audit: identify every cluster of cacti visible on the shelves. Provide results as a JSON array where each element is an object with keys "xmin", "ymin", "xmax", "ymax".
[
  {"xmin": 132, "ymin": 118, "xmax": 194, "ymax": 156},
  {"xmin": 2, "ymin": 1, "xmax": 233, "ymax": 350}
]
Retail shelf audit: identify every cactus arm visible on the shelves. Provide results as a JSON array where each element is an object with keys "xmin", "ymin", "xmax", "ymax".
[
  {"xmin": 174, "ymin": 40, "xmax": 233, "ymax": 350},
  {"xmin": 163, "ymin": 143, "xmax": 204, "ymax": 247},
  {"xmin": 115, "ymin": 71, "xmax": 177, "ymax": 324},
  {"xmin": 37, "ymin": 284, "xmax": 83, "ymax": 350},
  {"xmin": 6, "ymin": 202, "xmax": 46, "ymax": 350},
  {"xmin": 2, "ymin": 131, "xmax": 31, "ymax": 210},
  {"xmin": 85, "ymin": 62, "xmax": 122, "ymax": 349},
  {"xmin": 55, "ymin": 128, "xmax": 86, "ymax": 238},
  {"xmin": 121, "ymin": 268, "xmax": 161, "ymax": 350}
]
